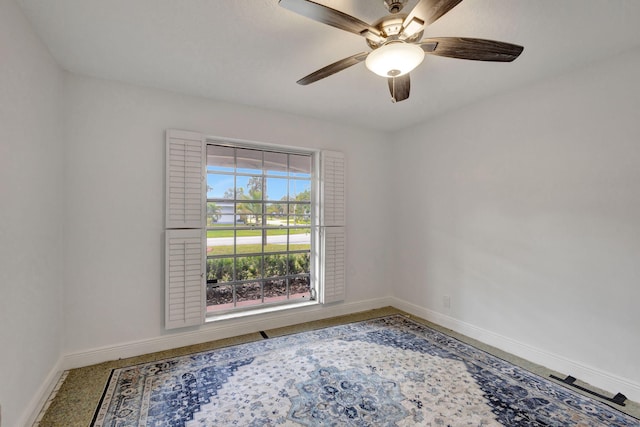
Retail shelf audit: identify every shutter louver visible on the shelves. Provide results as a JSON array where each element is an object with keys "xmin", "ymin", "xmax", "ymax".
[
  {"xmin": 322, "ymin": 226, "xmax": 346, "ymax": 303},
  {"xmin": 166, "ymin": 130, "xmax": 205, "ymax": 229},
  {"xmin": 321, "ymin": 151, "xmax": 346, "ymax": 227},
  {"xmin": 320, "ymin": 150, "xmax": 346, "ymax": 303},
  {"xmin": 165, "ymin": 229, "xmax": 205, "ymax": 329}
]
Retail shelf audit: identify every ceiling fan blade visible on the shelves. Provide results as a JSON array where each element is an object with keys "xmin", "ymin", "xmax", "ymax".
[
  {"xmin": 419, "ymin": 41, "xmax": 438, "ymax": 53},
  {"xmin": 424, "ymin": 37, "xmax": 524, "ymax": 62},
  {"xmin": 297, "ymin": 52, "xmax": 369, "ymax": 85},
  {"xmin": 388, "ymin": 74, "xmax": 411, "ymax": 103},
  {"xmin": 279, "ymin": 0, "xmax": 381, "ymax": 40},
  {"xmin": 402, "ymin": 0, "xmax": 463, "ymax": 35}
]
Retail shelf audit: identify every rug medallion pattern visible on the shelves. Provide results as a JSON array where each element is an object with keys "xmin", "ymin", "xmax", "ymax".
[{"xmin": 92, "ymin": 316, "xmax": 638, "ymax": 426}]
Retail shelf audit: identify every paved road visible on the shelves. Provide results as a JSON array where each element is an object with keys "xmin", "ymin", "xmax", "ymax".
[{"xmin": 207, "ymin": 233, "xmax": 310, "ymax": 247}]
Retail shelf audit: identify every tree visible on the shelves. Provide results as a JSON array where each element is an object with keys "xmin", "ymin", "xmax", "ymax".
[
  {"xmin": 224, "ymin": 187, "xmax": 237, "ymax": 199},
  {"xmin": 236, "ymin": 177, "xmax": 263, "ymax": 225},
  {"xmin": 293, "ymin": 189, "xmax": 310, "ymax": 203},
  {"xmin": 237, "ymin": 189, "xmax": 263, "ymax": 225},
  {"xmin": 207, "ymin": 202, "xmax": 222, "ymax": 224},
  {"xmin": 247, "ymin": 176, "xmax": 263, "ymax": 195},
  {"xmin": 225, "ymin": 180, "xmax": 263, "ymax": 225},
  {"xmin": 290, "ymin": 189, "xmax": 311, "ymax": 224}
]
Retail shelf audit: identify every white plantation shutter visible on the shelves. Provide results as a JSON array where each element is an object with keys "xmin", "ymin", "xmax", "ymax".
[
  {"xmin": 165, "ymin": 229, "xmax": 205, "ymax": 329},
  {"xmin": 166, "ymin": 130, "xmax": 205, "ymax": 229},
  {"xmin": 165, "ymin": 129, "xmax": 206, "ymax": 329},
  {"xmin": 320, "ymin": 150, "xmax": 346, "ymax": 303},
  {"xmin": 320, "ymin": 150, "xmax": 346, "ymax": 227},
  {"xmin": 321, "ymin": 226, "xmax": 346, "ymax": 303}
]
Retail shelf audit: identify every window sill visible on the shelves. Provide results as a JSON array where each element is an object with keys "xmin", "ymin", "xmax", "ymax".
[{"xmin": 205, "ymin": 300, "xmax": 319, "ymax": 323}]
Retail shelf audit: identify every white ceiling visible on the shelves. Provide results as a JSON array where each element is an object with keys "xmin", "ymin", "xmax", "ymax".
[{"xmin": 17, "ymin": 0, "xmax": 640, "ymax": 132}]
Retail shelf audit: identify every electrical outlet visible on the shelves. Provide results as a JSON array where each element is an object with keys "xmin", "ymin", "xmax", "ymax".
[{"xmin": 443, "ymin": 295, "xmax": 451, "ymax": 309}]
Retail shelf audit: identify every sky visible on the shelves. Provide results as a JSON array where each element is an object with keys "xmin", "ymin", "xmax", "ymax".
[{"xmin": 206, "ymin": 148, "xmax": 312, "ymax": 202}]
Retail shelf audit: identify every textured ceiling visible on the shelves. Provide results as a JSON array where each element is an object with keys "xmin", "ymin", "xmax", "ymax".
[{"xmin": 17, "ymin": 0, "xmax": 640, "ymax": 132}]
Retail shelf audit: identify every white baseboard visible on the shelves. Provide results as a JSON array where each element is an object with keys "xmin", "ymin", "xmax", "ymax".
[
  {"xmin": 391, "ymin": 297, "xmax": 640, "ymax": 403},
  {"xmin": 20, "ymin": 356, "xmax": 64, "ymax": 427},
  {"xmin": 62, "ymin": 297, "xmax": 394, "ymax": 370}
]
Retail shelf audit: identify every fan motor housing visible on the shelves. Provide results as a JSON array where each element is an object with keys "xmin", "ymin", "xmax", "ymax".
[{"xmin": 366, "ymin": 15, "xmax": 424, "ymax": 49}]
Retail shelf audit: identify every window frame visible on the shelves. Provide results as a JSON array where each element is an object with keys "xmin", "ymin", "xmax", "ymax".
[
  {"xmin": 204, "ymin": 139, "xmax": 320, "ymax": 317},
  {"xmin": 165, "ymin": 129, "xmax": 345, "ymax": 329}
]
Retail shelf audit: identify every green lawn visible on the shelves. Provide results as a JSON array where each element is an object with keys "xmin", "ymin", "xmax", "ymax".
[
  {"xmin": 207, "ymin": 228, "xmax": 310, "ymax": 238},
  {"xmin": 207, "ymin": 243, "xmax": 310, "ymax": 256}
]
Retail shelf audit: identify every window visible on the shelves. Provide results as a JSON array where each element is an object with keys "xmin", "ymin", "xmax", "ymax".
[
  {"xmin": 205, "ymin": 144, "xmax": 314, "ymax": 314},
  {"xmin": 164, "ymin": 129, "xmax": 345, "ymax": 329}
]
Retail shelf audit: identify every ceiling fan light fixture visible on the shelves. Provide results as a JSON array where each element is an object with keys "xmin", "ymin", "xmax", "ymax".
[{"xmin": 365, "ymin": 42, "xmax": 425, "ymax": 77}]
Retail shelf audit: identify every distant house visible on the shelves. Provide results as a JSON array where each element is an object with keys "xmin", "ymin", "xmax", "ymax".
[{"xmin": 216, "ymin": 202, "xmax": 241, "ymax": 224}]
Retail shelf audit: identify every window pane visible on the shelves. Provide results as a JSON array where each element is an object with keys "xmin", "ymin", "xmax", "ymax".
[
  {"xmin": 236, "ymin": 176, "xmax": 263, "ymax": 199},
  {"xmin": 266, "ymin": 215, "xmax": 287, "ymax": 228},
  {"xmin": 206, "ymin": 202, "xmax": 219, "ymax": 227},
  {"xmin": 205, "ymin": 144, "xmax": 316, "ymax": 315},
  {"xmin": 207, "ymin": 258, "xmax": 234, "ymax": 283},
  {"xmin": 207, "ymin": 229, "xmax": 234, "ymax": 256},
  {"xmin": 289, "ymin": 179, "xmax": 311, "ymax": 201},
  {"xmin": 264, "ymin": 254, "xmax": 288, "ymax": 277},
  {"xmin": 236, "ymin": 148, "xmax": 262, "ymax": 174},
  {"xmin": 236, "ymin": 200, "xmax": 263, "ymax": 226},
  {"xmin": 290, "ymin": 228, "xmax": 311, "ymax": 251},
  {"xmin": 289, "ymin": 203, "xmax": 311, "ymax": 220},
  {"xmin": 290, "ymin": 154, "xmax": 311, "ymax": 178},
  {"xmin": 207, "ymin": 203, "xmax": 235, "ymax": 227},
  {"xmin": 207, "ymin": 283, "xmax": 234, "ymax": 310},
  {"xmin": 207, "ymin": 145, "xmax": 234, "ymax": 172},
  {"xmin": 289, "ymin": 253, "xmax": 310, "ymax": 275},
  {"xmin": 288, "ymin": 213, "xmax": 310, "ymax": 226},
  {"xmin": 235, "ymin": 209, "xmax": 249, "ymax": 227},
  {"xmin": 235, "ymin": 282, "xmax": 262, "ymax": 307},
  {"xmin": 266, "ymin": 202, "xmax": 287, "ymax": 216},
  {"xmin": 236, "ymin": 230, "xmax": 263, "ymax": 254},
  {"xmin": 289, "ymin": 276, "xmax": 311, "ymax": 300},
  {"xmin": 264, "ymin": 151, "xmax": 288, "ymax": 176},
  {"xmin": 211, "ymin": 202, "xmax": 236, "ymax": 225},
  {"xmin": 207, "ymin": 174, "xmax": 234, "ymax": 200},
  {"xmin": 236, "ymin": 256, "xmax": 262, "ymax": 281},
  {"xmin": 265, "ymin": 230, "xmax": 287, "ymax": 253},
  {"xmin": 264, "ymin": 279, "xmax": 287, "ymax": 303},
  {"xmin": 265, "ymin": 177, "xmax": 288, "ymax": 202},
  {"xmin": 265, "ymin": 203, "xmax": 286, "ymax": 228}
]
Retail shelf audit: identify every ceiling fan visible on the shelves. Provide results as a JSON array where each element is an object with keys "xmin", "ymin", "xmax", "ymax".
[{"xmin": 279, "ymin": 0, "xmax": 524, "ymax": 102}]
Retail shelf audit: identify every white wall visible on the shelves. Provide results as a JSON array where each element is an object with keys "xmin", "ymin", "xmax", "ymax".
[
  {"xmin": 392, "ymin": 48, "xmax": 640, "ymax": 398},
  {"xmin": 6, "ymin": 2, "xmax": 640, "ymax": 420},
  {"xmin": 62, "ymin": 74, "xmax": 393, "ymax": 354},
  {"xmin": 0, "ymin": 0, "xmax": 64, "ymax": 425}
]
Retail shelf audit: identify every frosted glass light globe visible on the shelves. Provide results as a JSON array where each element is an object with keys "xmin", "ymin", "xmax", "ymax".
[{"xmin": 365, "ymin": 42, "xmax": 425, "ymax": 77}]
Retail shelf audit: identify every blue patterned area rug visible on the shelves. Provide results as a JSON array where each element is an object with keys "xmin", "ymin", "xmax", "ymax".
[{"xmin": 91, "ymin": 315, "xmax": 638, "ymax": 426}]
